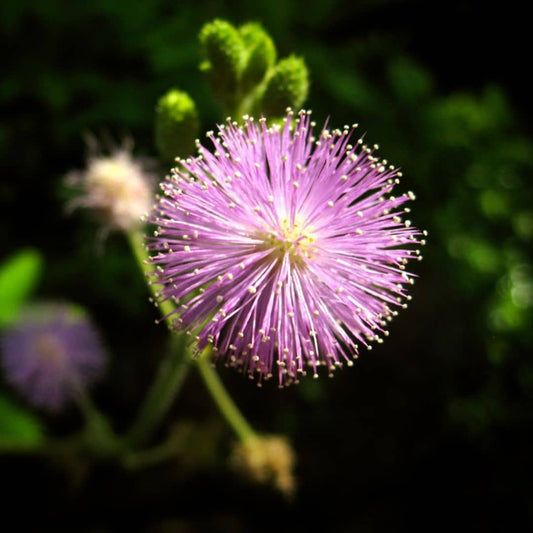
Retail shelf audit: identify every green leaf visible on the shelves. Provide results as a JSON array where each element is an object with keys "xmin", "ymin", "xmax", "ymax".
[
  {"xmin": 0, "ymin": 393, "xmax": 45, "ymax": 449},
  {"xmin": 0, "ymin": 248, "xmax": 43, "ymax": 327}
]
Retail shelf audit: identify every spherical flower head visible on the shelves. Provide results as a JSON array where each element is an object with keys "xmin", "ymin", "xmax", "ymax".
[
  {"xmin": 67, "ymin": 141, "xmax": 154, "ymax": 232},
  {"xmin": 149, "ymin": 109, "xmax": 426, "ymax": 386},
  {"xmin": 1, "ymin": 302, "xmax": 107, "ymax": 412}
]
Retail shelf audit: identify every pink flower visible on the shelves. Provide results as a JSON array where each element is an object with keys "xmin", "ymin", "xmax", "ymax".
[{"xmin": 149, "ymin": 110, "xmax": 425, "ymax": 386}]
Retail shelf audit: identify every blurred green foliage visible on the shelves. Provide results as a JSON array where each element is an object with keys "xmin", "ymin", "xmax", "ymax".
[
  {"xmin": 0, "ymin": 249, "xmax": 43, "ymax": 327},
  {"xmin": 0, "ymin": 394, "xmax": 45, "ymax": 448},
  {"xmin": 0, "ymin": 0, "xmax": 531, "ymax": 530},
  {"xmin": 0, "ymin": 249, "xmax": 46, "ymax": 448}
]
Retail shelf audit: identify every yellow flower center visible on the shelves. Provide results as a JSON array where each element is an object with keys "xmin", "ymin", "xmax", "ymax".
[{"xmin": 258, "ymin": 215, "xmax": 316, "ymax": 266}]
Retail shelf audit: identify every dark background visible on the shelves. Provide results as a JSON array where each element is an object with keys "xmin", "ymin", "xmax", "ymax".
[{"xmin": 1, "ymin": 0, "xmax": 532, "ymax": 531}]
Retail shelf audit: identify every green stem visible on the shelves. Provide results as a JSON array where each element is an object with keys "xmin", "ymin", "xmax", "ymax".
[
  {"xmin": 121, "ymin": 432, "xmax": 182, "ymax": 470},
  {"xmin": 127, "ymin": 230, "xmax": 174, "ymax": 319},
  {"xmin": 126, "ymin": 230, "xmax": 192, "ymax": 446},
  {"xmin": 73, "ymin": 382, "xmax": 120, "ymax": 456},
  {"xmin": 125, "ymin": 334, "xmax": 191, "ymax": 447},
  {"xmin": 196, "ymin": 352, "xmax": 255, "ymax": 443},
  {"xmin": 233, "ymin": 89, "xmax": 257, "ymax": 119},
  {"xmin": 127, "ymin": 229, "xmax": 256, "ymax": 445}
]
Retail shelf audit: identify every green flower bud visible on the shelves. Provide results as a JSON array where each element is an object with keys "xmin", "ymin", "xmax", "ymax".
[
  {"xmin": 260, "ymin": 55, "xmax": 309, "ymax": 117},
  {"xmin": 239, "ymin": 23, "xmax": 277, "ymax": 93},
  {"xmin": 155, "ymin": 89, "xmax": 199, "ymax": 162},
  {"xmin": 199, "ymin": 19, "xmax": 246, "ymax": 111}
]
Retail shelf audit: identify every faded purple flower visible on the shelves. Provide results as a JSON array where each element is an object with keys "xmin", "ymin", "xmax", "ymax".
[
  {"xmin": 1, "ymin": 303, "xmax": 107, "ymax": 411},
  {"xmin": 149, "ymin": 109, "xmax": 425, "ymax": 386}
]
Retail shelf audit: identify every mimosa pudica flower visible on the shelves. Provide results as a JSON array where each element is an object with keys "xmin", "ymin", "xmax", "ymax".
[
  {"xmin": 1, "ymin": 303, "xmax": 107, "ymax": 411},
  {"xmin": 148, "ymin": 109, "xmax": 426, "ymax": 386}
]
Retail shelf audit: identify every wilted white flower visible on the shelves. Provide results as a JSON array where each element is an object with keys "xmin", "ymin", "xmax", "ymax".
[{"xmin": 67, "ymin": 138, "xmax": 154, "ymax": 233}]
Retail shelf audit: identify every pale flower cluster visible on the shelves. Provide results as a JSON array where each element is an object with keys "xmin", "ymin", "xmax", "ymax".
[
  {"xmin": 67, "ymin": 144, "xmax": 153, "ymax": 232},
  {"xmin": 231, "ymin": 435, "xmax": 296, "ymax": 498}
]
